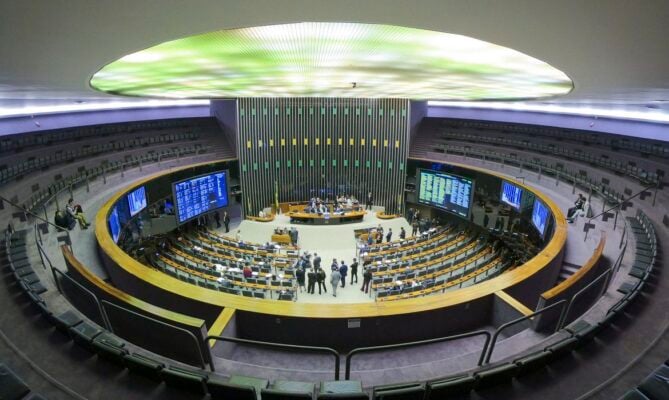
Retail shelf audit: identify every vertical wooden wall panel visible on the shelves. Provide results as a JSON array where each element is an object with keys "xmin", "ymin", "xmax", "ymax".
[{"xmin": 238, "ymin": 98, "xmax": 409, "ymax": 216}]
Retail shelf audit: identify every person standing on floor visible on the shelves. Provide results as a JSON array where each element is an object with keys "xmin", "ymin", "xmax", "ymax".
[
  {"xmin": 223, "ymin": 211, "xmax": 230, "ymax": 232},
  {"xmin": 330, "ymin": 259, "xmax": 338, "ymax": 272},
  {"xmin": 350, "ymin": 258, "xmax": 358, "ymax": 285},
  {"xmin": 361, "ymin": 267, "xmax": 373, "ymax": 293},
  {"xmin": 330, "ymin": 267, "xmax": 341, "ymax": 297},
  {"xmin": 365, "ymin": 191, "xmax": 373, "ymax": 210},
  {"xmin": 399, "ymin": 227, "xmax": 406, "ymax": 240},
  {"xmin": 213, "ymin": 211, "xmax": 221, "ymax": 228},
  {"xmin": 316, "ymin": 267, "xmax": 327, "ymax": 294},
  {"xmin": 339, "ymin": 260, "xmax": 348, "ymax": 288},
  {"xmin": 313, "ymin": 253, "xmax": 321, "ymax": 270},
  {"xmin": 296, "ymin": 267, "xmax": 305, "ymax": 293},
  {"xmin": 386, "ymin": 228, "xmax": 393, "ymax": 242},
  {"xmin": 307, "ymin": 268, "xmax": 317, "ymax": 294}
]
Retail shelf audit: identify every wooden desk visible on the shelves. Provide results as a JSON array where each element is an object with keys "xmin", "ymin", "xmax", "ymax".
[
  {"xmin": 288, "ymin": 210, "xmax": 366, "ymax": 225},
  {"xmin": 271, "ymin": 233, "xmax": 291, "ymax": 244}
]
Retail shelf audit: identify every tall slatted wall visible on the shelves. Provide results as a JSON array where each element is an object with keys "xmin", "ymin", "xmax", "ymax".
[{"xmin": 237, "ymin": 98, "xmax": 410, "ymax": 216}]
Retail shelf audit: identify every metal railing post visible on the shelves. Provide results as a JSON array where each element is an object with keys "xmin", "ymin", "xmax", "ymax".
[
  {"xmin": 558, "ymin": 268, "xmax": 612, "ymax": 330},
  {"xmin": 103, "ymin": 300, "xmax": 209, "ymax": 370},
  {"xmin": 345, "ymin": 330, "xmax": 491, "ymax": 379},
  {"xmin": 484, "ymin": 300, "xmax": 567, "ymax": 364},
  {"xmin": 207, "ymin": 335, "xmax": 340, "ymax": 379},
  {"xmin": 42, "ymin": 205, "xmax": 49, "ymax": 234}
]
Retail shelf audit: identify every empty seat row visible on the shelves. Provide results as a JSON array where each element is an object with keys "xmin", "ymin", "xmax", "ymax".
[
  {"xmin": 428, "ymin": 118, "xmax": 669, "ymax": 159},
  {"xmin": 0, "ymin": 117, "xmax": 217, "ymax": 155},
  {"xmin": 24, "ymin": 144, "xmax": 210, "ymax": 213},
  {"xmin": 436, "ymin": 132, "xmax": 662, "ymax": 184}
]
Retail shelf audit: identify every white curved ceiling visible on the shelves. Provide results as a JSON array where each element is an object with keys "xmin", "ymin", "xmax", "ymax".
[{"xmin": 1, "ymin": 0, "xmax": 669, "ymax": 114}]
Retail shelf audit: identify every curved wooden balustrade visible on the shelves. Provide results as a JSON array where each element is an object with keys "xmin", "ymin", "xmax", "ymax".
[
  {"xmin": 95, "ymin": 159, "xmax": 567, "ymax": 320},
  {"xmin": 541, "ymin": 233, "xmax": 607, "ymax": 301}
]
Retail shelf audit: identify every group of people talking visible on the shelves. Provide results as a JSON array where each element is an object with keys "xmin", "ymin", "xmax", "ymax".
[{"xmin": 294, "ymin": 252, "xmax": 375, "ymax": 297}]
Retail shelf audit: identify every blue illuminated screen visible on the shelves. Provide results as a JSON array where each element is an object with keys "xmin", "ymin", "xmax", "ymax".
[
  {"xmin": 173, "ymin": 171, "xmax": 229, "ymax": 224},
  {"xmin": 531, "ymin": 199, "xmax": 550, "ymax": 235},
  {"xmin": 418, "ymin": 169, "xmax": 473, "ymax": 217},
  {"xmin": 127, "ymin": 186, "xmax": 147, "ymax": 217},
  {"xmin": 109, "ymin": 206, "xmax": 121, "ymax": 243},
  {"xmin": 501, "ymin": 181, "xmax": 523, "ymax": 209}
]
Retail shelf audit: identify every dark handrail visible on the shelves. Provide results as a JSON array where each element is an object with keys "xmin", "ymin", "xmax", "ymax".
[
  {"xmin": 0, "ymin": 195, "xmax": 71, "ymax": 245},
  {"xmin": 587, "ymin": 183, "xmax": 657, "ymax": 223},
  {"xmin": 559, "ymin": 268, "xmax": 612, "ymax": 330},
  {"xmin": 101, "ymin": 300, "xmax": 208, "ymax": 370},
  {"xmin": 345, "ymin": 330, "xmax": 492, "ymax": 380},
  {"xmin": 51, "ymin": 266, "xmax": 111, "ymax": 330},
  {"xmin": 0, "ymin": 196, "xmax": 70, "ymax": 236},
  {"xmin": 484, "ymin": 299, "xmax": 567, "ymax": 364},
  {"xmin": 207, "ymin": 335, "xmax": 340, "ymax": 380}
]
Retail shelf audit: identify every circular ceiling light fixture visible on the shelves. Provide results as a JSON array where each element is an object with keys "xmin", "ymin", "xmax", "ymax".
[{"xmin": 90, "ymin": 22, "xmax": 573, "ymax": 101}]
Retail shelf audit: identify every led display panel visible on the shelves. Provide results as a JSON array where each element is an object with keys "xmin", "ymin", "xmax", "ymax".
[
  {"xmin": 109, "ymin": 206, "xmax": 121, "ymax": 243},
  {"xmin": 531, "ymin": 199, "xmax": 550, "ymax": 236},
  {"xmin": 173, "ymin": 171, "xmax": 228, "ymax": 224},
  {"xmin": 127, "ymin": 186, "xmax": 147, "ymax": 217},
  {"xmin": 500, "ymin": 181, "xmax": 523, "ymax": 209},
  {"xmin": 418, "ymin": 169, "xmax": 473, "ymax": 217},
  {"xmin": 90, "ymin": 22, "xmax": 572, "ymax": 100}
]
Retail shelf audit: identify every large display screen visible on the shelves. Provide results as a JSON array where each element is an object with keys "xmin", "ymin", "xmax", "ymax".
[
  {"xmin": 531, "ymin": 199, "xmax": 550, "ymax": 235},
  {"xmin": 500, "ymin": 181, "xmax": 523, "ymax": 209},
  {"xmin": 127, "ymin": 186, "xmax": 147, "ymax": 217},
  {"xmin": 173, "ymin": 171, "xmax": 229, "ymax": 224},
  {"xmin": 109, "ymin": 206, "xmax": 121, "ymax": 244},
  {"xmin": 418, "ymin": 169, "xmax": 473, "ymax": 217}
]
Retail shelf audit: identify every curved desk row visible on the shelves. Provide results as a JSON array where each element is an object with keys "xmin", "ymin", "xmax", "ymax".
[{"xmin": 93, "ymin": 159, "xmax": 567, "ymax": 350}]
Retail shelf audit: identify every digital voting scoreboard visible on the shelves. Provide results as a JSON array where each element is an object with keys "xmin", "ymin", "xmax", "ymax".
[
  {"xmin": 173, "ymin": 171, "xmax": 229, "ymax": 224},
  {"xmin": 418, "ymin": 169, "xmax": 473, "ymax": 218}
]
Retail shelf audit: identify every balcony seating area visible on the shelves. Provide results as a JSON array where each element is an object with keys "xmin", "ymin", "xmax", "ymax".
[
  {"xmin": 421, "ymin": 118, "xmax": 666, "ymax": 185},
  {"xmin": 0, "ymin": 117, "xmax": 235, "ymax": 215}
]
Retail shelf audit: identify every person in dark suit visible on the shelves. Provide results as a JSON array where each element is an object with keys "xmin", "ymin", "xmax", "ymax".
[
  {"xmin": 316, "ymin": 268, "xmax": 327, "ymax": 294},
  {"xmin": 339, "ymin": 261, "xmax": 348, "ymax": 288},
  {"xmin": 386, "ymin": 228, "xmax": 392, "ymax": 242},
  {"xmin": 223, "ymin": 211, "xmax": 230, "ymax": 232},
  {"xmin": 361, "ymin": 267, "xmax": 373, "ymax": 293},
  {"xmin": 296, "ymin": 267, "xmax": 305, "ymax": 293},
  {"xmin": 214, "ymin": 211, "xmax": 221, "ymax": 228},
  {"xmin": 365, "ymin": 192, "xmax": 373, "ymax": 210},
  {"xmin": 399, "ymin": 227, "xmax": 406, "ymax": 240},
  {"xmin": 307, "ymin": 269, "xmax": 317, "ymax": 294},
  {"xmin": 350, "ymin": 258, "xmax": 358, "ymax": 284},
  {"xmin": 313, "ymin": 253, "xmax": 321, "ymax": 270}
]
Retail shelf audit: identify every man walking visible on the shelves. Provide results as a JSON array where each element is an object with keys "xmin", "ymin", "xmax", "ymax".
[
  {"xmin": 330, "ymin": 267, "xmax": 341, "ymax": 297},
  {"xmin": 386, "ymin": 228, "xmax": 392, "ymax": 242},
  {"xmin": 214, "ymin": 211, "xmax": 221, "ymax": 228}
]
